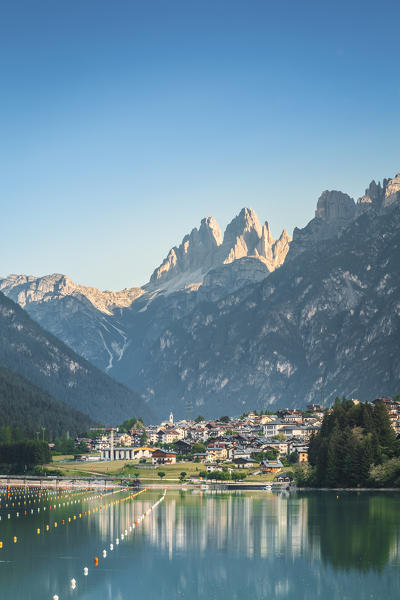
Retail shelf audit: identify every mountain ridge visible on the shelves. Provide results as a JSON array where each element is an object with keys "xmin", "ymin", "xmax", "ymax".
[
  {"xmin": 2, "ymin": 169, "xmax": 400, "ymax": 419},
  {"xmin": 0, "ymin": 291, "xmax": 153, "ymax": 424}
]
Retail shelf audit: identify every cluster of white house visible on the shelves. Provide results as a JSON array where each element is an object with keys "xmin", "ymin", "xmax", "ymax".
[{"xmin": 94, "ymin": 408, "xmax": 323, "ymax": 469}]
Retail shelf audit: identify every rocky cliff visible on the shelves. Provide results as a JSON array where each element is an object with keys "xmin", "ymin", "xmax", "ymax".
[
  {"xmin": 383, "ymin": 172, "xmax": 400, "ymax": 208},
  {"xmin": 0, "ymin": 274, "xmax": 143, "ymax": 372},
  {"xmin": 136, "ymin": 202, "xmax": 400, "ymax": 417},
  {"xmin": 148, "ymin": 207, "xmax": 290, "ymax": 292},
  {"xmin": 290, "ymin": 190, "xmax": 356, "ymax": 258},
  {"xmin": 2, "ymin": 170, "xmax": 400, "ymax": 419},
  {"xmin": 1, "ymin": 207, "xmax": 289, "ymax": 377}
]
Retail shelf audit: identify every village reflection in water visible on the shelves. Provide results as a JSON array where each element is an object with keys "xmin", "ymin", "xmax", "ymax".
[
  {"xmin": 2, "ymin": 490, "xmax": 400, "ymax": 600},
  {"xmin": 125, "ymin": 491, "xmax": 400, "ymax": 572}
]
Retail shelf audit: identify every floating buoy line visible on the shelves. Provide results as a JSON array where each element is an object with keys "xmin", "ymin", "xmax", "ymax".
[
  {"xmin": 1, "ymin": 489, "xmax": 114, "ymax": 509},
  {"xmin": 0, "ymin": 484, "xmax": 168, "ymax": 599},
  {"xmin": 0, "ymin": 486, "xmax": 116, "ymax": 512},
  {"xmin": 0, "ymin": 488, "xmax": 120, "ymax": 527},
  {"xmin": 0, "ymin": 486, "xmax": 141, "ymax": 548},
  {"xmin": 52, "ymin": 488, "xmax": 167, "ymax": 600}
]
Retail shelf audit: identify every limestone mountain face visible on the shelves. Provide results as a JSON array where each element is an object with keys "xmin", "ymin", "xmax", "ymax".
[
  {"xmin": 148, "ymin": 207, "xmax": 291, "ymax": 292},
  {"xmin": 315, "ymin": 190, "xmax": 356, "ymax": 224},
  {"xmin": 149, "ymin": 216, "xmax": 222, "ymax": 288},
  {"xmin": 0, "ymin": 274, "xmax": 143, "ymax": 372},
  {"xmin": 384, "ymin": 172, "xmax": 400, "ymax": 208},
  {"xmin": 219, "ymin": 208, "xmax": 291, "ymax": 271},
  {"xmin": 1, "ymin": 208, "xmax": 288, "ymax": 381},
  {"xmin": 290, "ymin": 172, "xmax": 400, "ymax": 260},
  {"xmin": 2, "ymin": 170, "xmax": 400, "ymax": 420},
  {"xmin": 135, "ymin": 203, "xmax": 400, "ymax": 418},
  {"xmin": 258, "ymin": 226, "xmax": 291, "ymax": 271},
  {"xmin": 0, "ymin": 273, "xmax": 143, "ymax": 315},
  {"xmin": 220, "ymin": 207, "xmax": 262, "ymax": 263},
  {"xmin": 200, "ymin": 257, "xmax": 273, "ymax": 303},
  {"xmin": 356, "ymin": 179, "xmax": 386, "ymax": 213},
  {"xmin": 355, "ymin": 173, "xmax": 400, "ymax": 213},
  {"xmin": 290, "ymin": 190, "xmax": 356, "ymax": 258}
]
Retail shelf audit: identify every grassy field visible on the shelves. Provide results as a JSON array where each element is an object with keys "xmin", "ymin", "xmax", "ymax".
[
  {"xmin": 52, "ymin": 454, "xmax": 100, "ymax": 462},
  {"xmin": 45, "ymin": 457, "xmax": 291, "ymax": 483},
  {"xmin": 45, "ymin": 459, "xmax": 203, "ymax": 480},
  {"xmin": 52, "ymin": 454, "xmax": 75, "ymax": 462}
]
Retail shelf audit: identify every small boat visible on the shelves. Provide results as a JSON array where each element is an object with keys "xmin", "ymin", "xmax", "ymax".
[{"xmin": 262, "ymin": 484, "xmax": 272, "ymax": 491}]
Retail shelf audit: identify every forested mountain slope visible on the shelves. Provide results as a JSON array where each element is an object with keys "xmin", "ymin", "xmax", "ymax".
[
  {"xmin": 0, "ymin": 366, "xmax": 94, "ymax": 437},
  {"xmin": 0, "ymin": 292, "xmax": 152, "ymax": 424}
]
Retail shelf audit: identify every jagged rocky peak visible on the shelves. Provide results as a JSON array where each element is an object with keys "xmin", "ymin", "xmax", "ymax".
[
  {"xmin": 356, "ymin": 172, "xmax": 400, "ymax": 212},
  {"xmin": 272, "ymin": 228, "xmax": 291, "ymax": 264},
  {"xmin": 0, "ymin": 273, "xmax": 75, "ymax": 308},
  {"xmin": 290, "ymin": 169, "xmax": 400, "ymax": 261},
  {"xmin": 315, "ymin": 190, "xmax": 356, "ymax": 223},
  {"xmin": 221, "ymin": 207, "xmax": 262, "ymax": 263},
  {"xmin": 199, "ymin": 216, "xmax": 223, "ymax": 246},
  {"xmin": 149, "ymin": 207, "xmax": 290, "ymax": 290},
  {"xmin": 149, "ymin": 216, "xmax": 223, "ymax": 285},
  {"xmin": 257, "ymin": 221, "xmax": 275, "ymax": 262},
  {"xmin": 220, "ymin": 207, "xmax": 291, "ymax": 269},
  {"xmin": 383, "ymin": 172, "xmax": 400, "ymax": 208},
  {"xmin": 290, "ymin": 190, "xmax": 356, "ymax": 260},
  {"xmin": 0, "ymin": 273, "xmax": 143, "ymax": 315},
  {"xmin": 256, "ymin": 223, "xmax": 291, "ymax": 270},
  {"xmin": 357, "ymin": 179, "xmax": 385, "ymax": 212}
]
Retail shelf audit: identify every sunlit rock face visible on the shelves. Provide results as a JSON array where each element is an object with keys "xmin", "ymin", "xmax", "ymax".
[
  {"xmin": 0, "ymin": 273, "xmax": 143, "ymax": 314},
  {"xmin": 0, "ymin": 274, "xmax": 143, "ymax": 371},
  {"xmin": 315, "ymin": 190, "xmax": 356, "ymax": 224},
  {"xmin": 2, "ymin": 171, "xmax": 400, "ymax": 419},
  {"xmin": 383, "ymin": 173, "xmax": 400, "ymax": 208},
  {"xmin": 139, "ymin": 202, "xmax": 400, "ymax": 418},
  {"xmin": 149, "ymin": 216, "xmax": 223, "ymax": 287},
  {"xmin": 1, "ymin": 207, "xmax": 288, "ymax": 383},
  {"xmin": 148, "ymin": 207, "xmax": 290, "ymax": 292},
  {"xmin": 220, "ymin": 207, "xmax": 263, "ymax": 263},
  {"xmin": 356, "ymin": 180, "xmax": 385, "ymax": 214},
  {"xmin": 356, "ymin": 173, "xmax": 400, "ymax": 213},
  {"xmin": 289, "ymin": 191, "xmax": 356, "ymax": 259},
  {"xmin": 290, "ymin": 174, "xmax": 400, "ymax": 261}
]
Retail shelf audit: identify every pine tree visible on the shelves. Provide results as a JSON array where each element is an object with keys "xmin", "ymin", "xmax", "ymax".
[
  {"xmin": 373, "ymin": 401, "xmax": 398, "ymax": 458},
  {"xmin": 308, "ymin": 433, "xmax": 319, "ymax": 466},
  {"xmin": 325, "ymin": 434, "xmax": 339, "ymax": 486},
  {"xmin": 360, "ymin": 436, "xmax": 373, "ymax": 485}
]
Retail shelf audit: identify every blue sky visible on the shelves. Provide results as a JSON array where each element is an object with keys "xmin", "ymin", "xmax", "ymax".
[{"xmin": 1, "ymin": 0, "xmax": 399, "ymax": 289}]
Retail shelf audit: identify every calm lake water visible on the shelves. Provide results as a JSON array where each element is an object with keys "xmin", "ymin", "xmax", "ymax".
[{"xmin": 1, "ymin": 488, "xmax": 400, "ymax": 599}]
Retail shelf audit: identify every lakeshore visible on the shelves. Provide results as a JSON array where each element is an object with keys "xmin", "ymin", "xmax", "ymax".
[{"xmin": 1, "ymin": 487, "xmax": 400, "ymax": 599}]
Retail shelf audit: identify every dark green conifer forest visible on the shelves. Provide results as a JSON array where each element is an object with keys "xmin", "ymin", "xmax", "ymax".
[
  {"xmin": 298, "ymin": 398, "xmax": 400, "ymax": 487},
  {"xmin": 0, "ymin": 366, "xmax": 94, "ymax": 439}
]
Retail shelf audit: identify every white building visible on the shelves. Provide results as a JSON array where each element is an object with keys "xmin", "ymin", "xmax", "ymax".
[{"xmin": 101, "ymin": 447, "xmax": 155, "ymax": 461}]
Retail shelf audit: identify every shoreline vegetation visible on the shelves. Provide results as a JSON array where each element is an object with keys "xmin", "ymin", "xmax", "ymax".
[
  {"xmin": 292, "ymin": 398, "xmax": 400, "ymax": 489},
  {"xmin": 1, "ymin": 396, "xmax": 399, "ymax": 490}
]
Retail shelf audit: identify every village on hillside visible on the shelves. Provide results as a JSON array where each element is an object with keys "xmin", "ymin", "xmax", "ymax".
[{"xmin": 67, "ymin": 397, "xmax": 400, "ymax": 482}]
